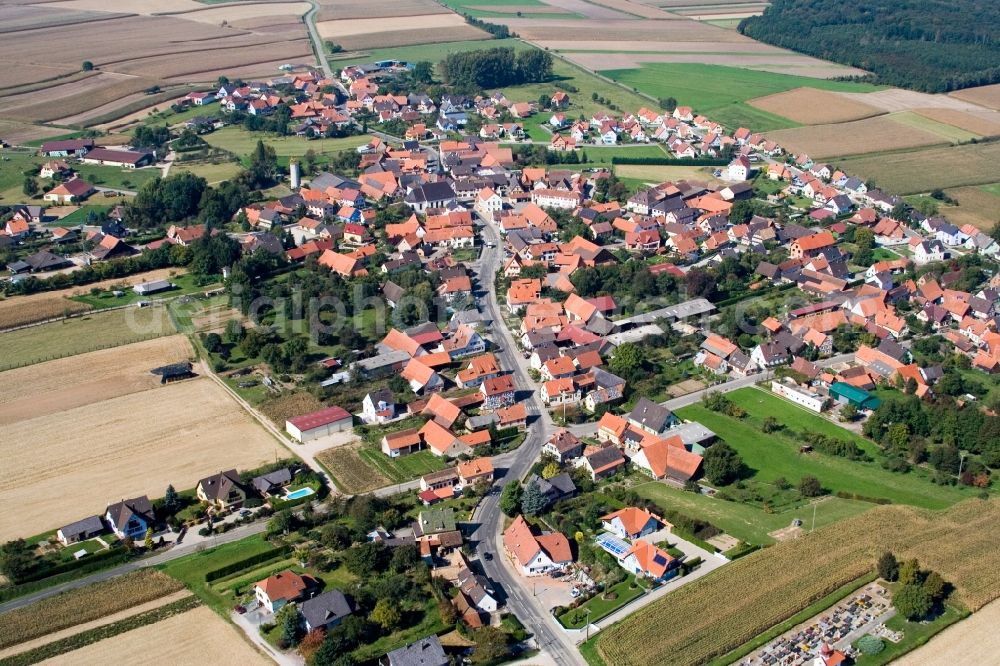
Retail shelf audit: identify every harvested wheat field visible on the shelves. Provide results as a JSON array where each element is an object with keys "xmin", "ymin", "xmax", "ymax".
[
  {"xmin": 337, "ymin": 26, "xmax": 490, "ymax": 50},
  {"xmin": 764, "ymin": 115, "xmax": 949, "ymax": 159},
  {"xmin": 170, "ymin": 2, "xmax": 310, "ymax": 25},
  {"xmin": 0, "ymin": 377, "xmax": 280, "ymax": 540},
  {"xmin": 501, "ymin": 17, "xmax": 747, "ymax": 42},
  {"xmin": 0, "ymin": 119, "xmax": 69, "ymax": 144},
  {"xmin": 949, "ymin": 83, "xmax": 1000, "ymax": 111},
  {"xmin": 537, "ymin": 39, "xmax": 784, "ymax": 53},
  {"xmin": 0, "ymin": 335, "xmax": 194, "ymax": 425},
  {"xmin": 582, "ymin": 0, "xmax": 680, "ymax": 19},
  {"xmin": 539, "ymin": 0, "xmax": 634, "ymax": 20},
  {"xmin": 750, "ymin": 87, "xmax": 884, "ymax": 125},
  {"xmin": 43, "ymin": 0, "xmax": 204, "ymax": 13},
  {"xmin": 316, "ymin": 13, "xmax": 468, "ymax": 39},
  {"xmin": 836, "ymin": 88, "xmax": 991, "ymax": 114},
  {"xmin": 316, "ymin": 0, "xmax": 449, "ymax": 21},
  {"xmin": 38, "ymin": 605, "xmax": 270, "ymax": 666},
  {"xmin": 914, "ymin": 108, "xmax": 1000, "ymax": 137},
  {"xmin": 836, "ymin": 142, "xmax": 1000, "ymax": 194},
  {"xmin": 259, "ymin": 391, "xmax": 324, "ymax": 427},
  {"xmin": 895, "ymin": 598, "xmax": 1000, "ymax": 666}
]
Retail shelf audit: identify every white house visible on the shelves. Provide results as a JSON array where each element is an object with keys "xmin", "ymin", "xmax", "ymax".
[
  {"xmin": 475, "ymin": 187, "xmax": 503, "ymax": 219},
  {"xmin": 502, "ymin": 516, "xmax": 572, "ymax": 576},
  {"xmin": 728, "ymin": 156, "xmax": 751, "ymax": 181},
  {"xmin": 601, "ymin": 507, "xmax": 661, "ymax": 540},
  {"xmin": 771, "ymin": 380, "xmax": 827, "ymax": 413}
]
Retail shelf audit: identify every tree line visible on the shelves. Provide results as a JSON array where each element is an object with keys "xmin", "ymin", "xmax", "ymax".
[
  {"xmin": 739, "ymin": 0, "xmax": 1000, "ymax": 93},
  {"xmin": 441, "ymin": 47, "xmax": 554, "ymax": 90}
]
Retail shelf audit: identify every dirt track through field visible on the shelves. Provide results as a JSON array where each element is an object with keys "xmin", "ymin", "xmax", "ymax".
[
  {"xmin": 0, "ymin": 335, "xmax": 194, "ymax": 424},
  {"xmin": 37, "ymin": 605, "xmax": 271, "ymax": 666},
  {"xmin": 0, "ymin": 377, "xmax": 280, "ymax": 541}
]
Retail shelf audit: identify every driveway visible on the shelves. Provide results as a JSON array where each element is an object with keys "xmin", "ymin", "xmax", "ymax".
[{"xmin": 232, "ymin": 608, "xmax": 302, "ymax": 666}]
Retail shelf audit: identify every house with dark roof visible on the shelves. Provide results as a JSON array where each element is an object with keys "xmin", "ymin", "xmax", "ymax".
[
  {"xmin": 577, "ymin": 445, "xmax": 626, "ymax": 481},
  {"xmin": 380, "ymin": 635, "xmax": 449, "ymax": 666},
  {"xmin": 56, "ymin": 515, "xmax": 105, "ymax": 546},
  {"xmin": 627, "ymin": 397, "xmax": 677, "ymax": 435},
  {"xmin": 301, "ymin": 589, "xmax": 354, "ymax": 632},
  {"xmin": 105, "ymin": 496, "xmax": 153, "ymax": 539},
  {"xmin": 252, "ymin": 468, "xmax": 294, "ymax": 497},
  {"xmin": 196, "ymin": 469, "xmax": 246, "ymax": 511},
  {"xmin": 542, "ymin": 429, "xmax": 584, "ymax": 462}
]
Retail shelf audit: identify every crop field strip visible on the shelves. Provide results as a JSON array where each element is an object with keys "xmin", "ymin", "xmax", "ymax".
[
  {"xmin": 761, "ymin": 114, "xmax": 955, "ymax": 159},
  {"xmin": 317, "ymin": 444, "xmax": 393, "ymax": 495},
  {"xmin": 834, "ymin": 141, "xmax": 1000, "ymax": 195},
  {"xmin": 0, "ymin": 570, "xmax": 183, "ymax": 652},
  {"xmin": 595, "ymin": 498, "xmax": 1000, "ymax": 666},
  {"xmin": 30, "ymin": 604, "xmax": 271, "ymax": 666}
]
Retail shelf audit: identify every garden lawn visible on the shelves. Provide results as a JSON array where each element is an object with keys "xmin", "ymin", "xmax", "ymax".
[
  {"xmin": 47, "ymin": 204, "xmax": 111, "ymax": 227},
  {"xmin": 675, "ymin": 387, "xmax": 972, "ymax": 509},
  {"xmin": 74, "ymin": 163, "xmax": 160, "ymax": 191},
  {"xmin": 159, "ymin": 534, "xmax": 278, "ymax": 613},
  {"xmin": 0, "ymin": 148, "xmax": 44, "ymax": 203},
  {"xmin": 599, "ymin": 64, "xmax": 883, "ymax": 131},
  {"xmin": 358, "ymin": 446, "xmax": 446, "ymax": 483},
  {"xmin": 69, "ymin": 273, "xmax": 219, "ymax": 309},
  {"xmin": 202, "ymin": 127, "xmax": 370, "ymax": 160},
  {"xmin": 632, "ymin": 481, "xmax": 873, "ymax": 545},
  {"xmin": 559, "ymin": 574, "xmax": 646, "ymax": 629}
]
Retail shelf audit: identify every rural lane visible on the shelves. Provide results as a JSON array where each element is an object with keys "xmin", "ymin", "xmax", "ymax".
[
  {"xmin": 0, "ymin": 522, "xmax": 267, "ymax": 615},
  {"xmin": 470, "ymin": 220, "xmax": 586, "ymax": 666},
  {"xmin": 303, "ymin": 0, "xmax": 333, "ymax": 79}
]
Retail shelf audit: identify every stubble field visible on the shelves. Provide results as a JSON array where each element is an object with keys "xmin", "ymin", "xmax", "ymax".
[
  {"xmin": 749, "ymin": 87, "xmax": 885, "ymax": 125},
  {"xmin": 595, "ymin": 498, "xmax": 1000, "ymax": 666},
  {"xmin": 912, "ymin": 108, "xmax": 1000, "ymax": 137},
  {"xmin": 763, "ymin": 114, "xmax": 950, "ymax": 158},
  {"xmin": 0, "ymin": 376, "xmax": 279, "ymax": 541},
  {"xmin": 835, "ymin": 141, "xmax": 1000, "ymax": 194},
  {"xmin": 949, "ymin": 83, "xmax": 1000, "ymax": 111},
  {"xmin": 37, "ymin": 605, "xmax": 270, "ymax": 666},
  {"xmin": 0, "ymin": 335, "xmax": 194, "ymax": 425},
  {"xmin": 315, "ymin": 0, "xmax": 450, "ymax": 21},
  {"xmin": 316, "ymin": 13, "xmax": 488, "ymax": 49}
]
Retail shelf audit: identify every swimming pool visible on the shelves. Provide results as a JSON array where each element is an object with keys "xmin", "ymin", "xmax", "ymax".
[{"xmin": 285, "ymin": 487, "xmax": 315, "ymax": 500}]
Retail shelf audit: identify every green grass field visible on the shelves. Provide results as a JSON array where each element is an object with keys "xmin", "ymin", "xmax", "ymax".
[
  {"xmin": 358, "ymin": 446, "xmax": 446, "ymax": 483},
  {"xmin": 0, "ymin": 305, "xmax": 176, "ymax": 370},
  {"xmin": 171, "ymin": 160, "xmax": 242, "ymax": 185},
  {"xmin": 202, "ymin": 127, "xmax": 369, "ymax": 160},
  {"xmin": 675, "ymin": 387, "xmax": 972, "ymax": 509},
  {"xmin": 598, "ymin": 63, "xmax": 882, "ymax": 131},
  {"xmin": 981, "ymin": 182, "xmax": 1000, "ymax": 198},
  {"xmin": 438, "ymin": 0, "xmax": 578, "ymax": 18},
  {"xmin": 69, "ymin": 273, "xmax": 219, "ymax": 309},
  {"xmin": 0, "ymin": 149, "xmax": 44, "ymax": 203},
  {"xmin": 633, "ymin": 481, "xmax": 873, "ymax": 544},
  {"xmin": 74, "ymin": 164, "xmax": 159, "ymax": 192},
  {"xmin": 47, "ymin": 204, "xmax": 111, "ymax": 227}
]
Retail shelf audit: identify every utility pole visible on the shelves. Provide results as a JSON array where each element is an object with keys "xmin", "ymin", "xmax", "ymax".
[
  {"xmin": 812, "ymin": 502, "xmax": 817, "ymax": 533},
  {"xmin": 585, "ymin": 608, "xmax": 592, "ymax": 640},
  {"xmin": 958, "ymin": 452, "xmax": 967, "ymax": 480}
]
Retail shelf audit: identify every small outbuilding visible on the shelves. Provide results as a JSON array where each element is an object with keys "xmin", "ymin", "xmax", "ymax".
[{"xmin": 829, "ymin": 381, "xmax": 881, "ymax": 410}]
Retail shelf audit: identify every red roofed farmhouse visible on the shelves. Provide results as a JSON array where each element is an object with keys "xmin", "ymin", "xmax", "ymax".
[{"xmin": 285, "ymin": 405, "xmax": 353, "ymax": 442}]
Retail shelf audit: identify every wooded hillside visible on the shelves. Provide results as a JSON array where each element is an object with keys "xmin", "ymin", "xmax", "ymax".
[{"xmin": 739, "ymin": 0, "xmax": 1000, "ymax": 93}]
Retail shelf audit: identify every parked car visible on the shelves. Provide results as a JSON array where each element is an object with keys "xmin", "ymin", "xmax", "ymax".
[
  {"xmin": 234, "ymin": 604, "xmax": 246, "ymax": 614},
  {"xmin": 483, "ymin": 551, "xmax": 493, "ymax": 561},
  {"xmin": 239, "ymin": 509, "xmax": 252, "ymax": 518},
  {"xmin": 570, "ymin": 587, "xmax": 581, "ymax": 598}
]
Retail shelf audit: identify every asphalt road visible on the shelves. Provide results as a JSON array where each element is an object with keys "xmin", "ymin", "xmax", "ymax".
[
  {"xmin": 0, "ymin": 522, "xmax": 268, "ymax": 615},
  {"xmin": 469, "ymin": 222, "xmax": 586, "ymax": 666},
  {"xmin": 303, "ymin": 0, "xmax": 333, "ymax": 79}
]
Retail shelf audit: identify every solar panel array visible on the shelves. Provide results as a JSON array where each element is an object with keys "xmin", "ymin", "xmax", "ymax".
[{"xmin": 595, "ymin": 532, "xmax": 630, "ymax": 557}]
